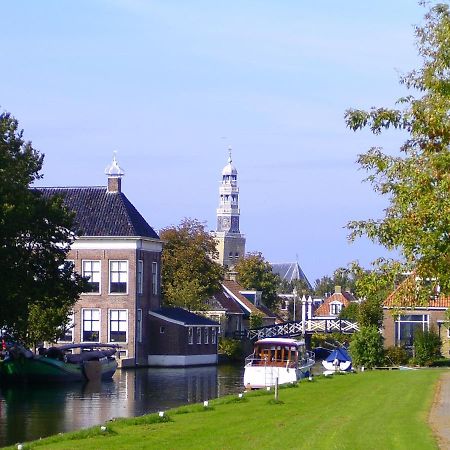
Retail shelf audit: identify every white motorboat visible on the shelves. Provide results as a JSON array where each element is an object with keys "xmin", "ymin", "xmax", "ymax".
[{"xmin": 243, "ymin": 337, "xmax": 315, "ymax": 389}]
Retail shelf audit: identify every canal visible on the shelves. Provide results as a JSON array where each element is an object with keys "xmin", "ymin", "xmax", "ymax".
[{"xmin": 0, "ymin": 364, "xmax": 244, "ymax": 448}]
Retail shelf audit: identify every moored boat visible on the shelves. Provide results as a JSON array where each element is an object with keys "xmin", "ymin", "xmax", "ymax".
[
  {"xmin": 0, "ymin": 342, "xmax": 119, "ymax": 384},
  {"xmin": 322, "ymin": 347, "xmax": 352, "ymax": 373},
  {"xmin": 243, "ymin": 337, "xmax": 315, "ymax": 389}
]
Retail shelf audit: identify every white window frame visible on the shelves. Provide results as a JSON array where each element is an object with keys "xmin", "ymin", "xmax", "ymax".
[
  {"xmin": 152, "ymin": 262, "xmax": 158, "ymax": 295},
  {"xmin": 109, "ymin": 260, "xmax": 128, "ymax": 294},
  {"xmin": 81, "ymin": 308, "xmax": 101, "ymax": 343},
  {"xmin": 330, "ymin": 302, "xmax": 342, "ymax": 316},
  {"xmin": 82, "ymin": 260, "xmax": 101, "ymax": 294},
  {"xmin": 108, "ymin": 309, "xmax": 128, "ymax": 344},
  {"xmin": 137, "ymin": 260, "xmax": 144, "ymax": 295},
  {"xmin": 137, "ymin": 308, "xmax": 143, "ymax": 343},
  {"xmin": 204, "ymin": 327, "xmax": 209, "ymax": 344},
  {"xmin": 197, "ymin": 327, "xmax": 202, "ymax": 344},
  {"xmin": 211, "ymin": 328, "xmax": 216, "ymax": 344},
  {"xmin": 188, "ymin": 326, "xmax": 194, "ymax": 345},
  {"xmin": 395, "ymin": 314, "xmax": 430, "ymax": 347}
]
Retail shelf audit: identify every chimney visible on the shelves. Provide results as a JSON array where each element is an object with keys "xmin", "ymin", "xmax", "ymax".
[
  {"xmin": 105, "ymin": 152, "xmax": 125, "ymax": 193},
  {"xmin": 334, "ymin": 285, "xmax": 342, "ymax": 294}
]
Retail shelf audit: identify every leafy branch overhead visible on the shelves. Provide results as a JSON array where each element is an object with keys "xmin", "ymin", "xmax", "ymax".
[{"xmin": 345, "ymin": 3, "xmax": 450, "ymax": 293}]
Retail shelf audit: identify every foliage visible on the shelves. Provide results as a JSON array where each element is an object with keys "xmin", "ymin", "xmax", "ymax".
[
  {"xmin": 160, "ymin": 218, "xmax": 224, "ymax": 310},
  {"xmin": 345, "ymin": 4, "xmax": 450, "ymax": 295},
  {"xmin": 314, "ymin": 267, "xmax": 357, "ymax": 297},
  {"xmin": 234, "ymin": 252, "xmax": 280, "ymax": 309},
  {"xmin": 249, "ymin": 312, "xmax": 264, "ymax": 329},
  {"xmin": 349, "ymin": 326, "xmax": 384, "ymax": 368},
  {"xmin": 310, "ymin": 332, "xmax": 351, "ymax": 349},
  {"xmin": 0, "ymin": 112, "xmax": 84, "ymax": 346},
  {"xmin": 278, "ymin": 278, "xmax": 312, "ymax": 297},
  {"xmin": 338, "ymin": 302, "xmax": 359, "ymax": 322},
  {"xmin": 217, "ymin": 337, "xmax": 242, "ymax": 360},
  {"xmin": 413, "ymin": 328, "xmax": 441, "ymax": 366},
  {"xmin": 384, "ymin": 346, "xmax": 410, "ymax": 366}
]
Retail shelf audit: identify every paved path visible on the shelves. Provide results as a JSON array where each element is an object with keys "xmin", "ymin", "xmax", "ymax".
[{"xmin": 429, "ymin": 371, "xmax": 450, "ymax": 449}]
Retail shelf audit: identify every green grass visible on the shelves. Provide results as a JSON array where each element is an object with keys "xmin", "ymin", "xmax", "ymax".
[{"xmin": 8, "ymin": 370, "xmax": 443, "ymax": 450}]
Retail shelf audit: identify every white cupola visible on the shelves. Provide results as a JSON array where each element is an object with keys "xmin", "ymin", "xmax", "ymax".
[{"xmin": 105, "ymin": 152, "xmax": 125, "ymax": 193}]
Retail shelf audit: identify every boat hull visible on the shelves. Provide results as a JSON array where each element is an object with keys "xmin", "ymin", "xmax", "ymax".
[
  {"xmin": 0, "ymin": 356, "xmax": 117, "ymax": 384},
  {"xmin": 243, "ymin": 360, "xmax": 314, "ymax": 389}
]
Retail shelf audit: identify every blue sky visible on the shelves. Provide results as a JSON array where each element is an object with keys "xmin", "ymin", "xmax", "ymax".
[{"xmin": 2, "ymin": 1, "xmax": 426, "ymax": 283}]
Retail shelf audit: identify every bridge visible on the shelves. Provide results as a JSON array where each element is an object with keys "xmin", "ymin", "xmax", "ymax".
[{"xmin": 247, "ymin": 319, "xmax": 359, "ymax": 341}]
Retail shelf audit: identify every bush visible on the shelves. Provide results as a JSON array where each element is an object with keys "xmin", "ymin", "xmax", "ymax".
[
  {"xmin": 249, "ymin": 313, "xmax": 264, "ymax": 329},
  {"xmin": 349, "ymin": 326, "xmax": 384, "ymax": 369},
  {"xmin": 384, "ymin": 346, "xmax": 409, "ymax": 366},
  {"xmin": 413, "ymin": 328, "xmax": 441, "ymax": 366},
  {"xmin": 218, "ymin": 338, "xmax": 243, "ymax": 360}
]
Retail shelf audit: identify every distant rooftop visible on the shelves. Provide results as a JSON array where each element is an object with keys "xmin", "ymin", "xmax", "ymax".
[{"xmin": 271, "ymin": 262, "xmax": 312, "ymax": 290}]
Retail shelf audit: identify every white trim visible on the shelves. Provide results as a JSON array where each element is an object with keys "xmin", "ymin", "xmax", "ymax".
[
  {"xmin": 147, "ymin": 354, "xmax": 218, "ymax": 366},
  {"xmin": 222, "ymin": 284, "xmax": 252, "ymax": 314},
  {"xmin": 109, "ymin": 260, "xmax": 129, "ymax": 295},
  {"xmin": 81, "ymin": 308, "xmax": 101, "ymax": 343},
  {"xmin": 108, "ymin": 308, "xmax": 128, "ymax": 344},
  {"xmin": 81, "ymin": 259, "xmax": 101, "ymax": 295},
  {"xmin": 72, "ymin": 237, "xmax": 162, "ymax": 252}
]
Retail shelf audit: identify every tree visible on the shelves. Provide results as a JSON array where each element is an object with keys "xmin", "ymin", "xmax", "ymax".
[
  {"xmin": 338, "ymin": 302, "xmax": 359, "ymax": 322},
  {"xmin": 345, "ymin": 4, "xmax": 450, "ymax": 295},
  {"xmin": 314, "ymin": 267, "xmax": 357, "ymax": 297},
  {"xmin": 349, "ymin": 326, "xmax": 385, "ymax": 369},
  {"xmin": 160, "ymin": 218, "xmax": 224, "ymax": 310},
  {"xmin": 413, "ymin": 328, "xmax": 441, "ymax": 366},
  {"xmin": 234, "ymin": 252, "xmax": 281, "ymax": 310},
  {"xmin": 0, "ymin": 111, "xmax": 84, "ymax": 345}
]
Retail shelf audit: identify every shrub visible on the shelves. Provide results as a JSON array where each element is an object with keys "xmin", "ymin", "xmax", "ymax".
[
  {"xmin": 249, "ymin": 313, "xmax": 264, "ymax": 329},
  {"xmin": 218, "ymin": 338, "xmax": 243, "ymax": 360},
  {"xmin": 349, "ymin": 326, "xmax": 384, "ymax": 369},
  {"xmin": 384, "ymin": 346, "xmax": 409, "ymax": 366},
  {"xmin": 413, "ymin": 328, "xmax": 441, "ymax": 366}
]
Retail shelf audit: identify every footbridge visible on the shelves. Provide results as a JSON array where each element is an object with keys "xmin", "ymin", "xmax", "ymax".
[{"xmin": 247, "ymin": 319, "xmax": 359, "ymax": 341}]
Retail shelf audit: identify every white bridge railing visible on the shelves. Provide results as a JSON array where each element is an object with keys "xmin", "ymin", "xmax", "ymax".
[{"xmin": 247, "ymin": 319, "xmax": 360, "ymax": 341}]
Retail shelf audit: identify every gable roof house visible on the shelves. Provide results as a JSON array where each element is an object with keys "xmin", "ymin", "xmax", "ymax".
[
  {"xmin": 383, "ymin": 276, "xmax": 450, "ymax": 357},
  {"xmin": 38, "ymin": 156, "xmax": 163, "ymax": 367},
  {"xmin": 221, "ymin": 280, "xmax": 277, "ymax": 327},
  {"xmin": 313, "ymin": 286, "xmax": 357, "ymax": 319}
]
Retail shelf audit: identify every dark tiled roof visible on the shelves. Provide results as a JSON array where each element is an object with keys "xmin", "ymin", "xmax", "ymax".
[
  {"xmin": 271, "ymin": 262, "xmax": 312, "ymax": 289},
  {"xmin": 36, "ymin": 187, "xmax": 159, "ymax": 239},
  {"xmin": 151, "ymin": 307, "xmax": 220, "ymax": 326}
]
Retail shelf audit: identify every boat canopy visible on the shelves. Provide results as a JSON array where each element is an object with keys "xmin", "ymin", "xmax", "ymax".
[{"xmin": 324, "ymin": 347, "xmax": 351, "ymax": 363}]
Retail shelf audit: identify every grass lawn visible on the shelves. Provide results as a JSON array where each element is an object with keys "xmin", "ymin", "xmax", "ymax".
[{"xmin": 9, "ymin": 369, "xmax": 443, "ymax": 450}]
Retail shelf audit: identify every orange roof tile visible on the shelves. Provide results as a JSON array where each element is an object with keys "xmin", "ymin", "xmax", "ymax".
[{"xmin": 314, "ymin": 292, "xmax": 355, "ymax": 317}]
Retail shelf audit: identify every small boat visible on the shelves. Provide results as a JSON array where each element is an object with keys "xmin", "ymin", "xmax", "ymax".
[
  {"xmin": 243, "ymin": 337, "xmax": 315, "ymax": 389},
  {"xmin": 322, "ymin": 347, "xmax": 352, "ymax": 373},
  {"xmin": 0, "ymin": 342, "xmax": 118, "ymax": 384}
]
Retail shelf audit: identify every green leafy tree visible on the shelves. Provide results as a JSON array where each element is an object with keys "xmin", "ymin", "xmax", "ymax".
[
  {"xmin": 314, "ymin": 267, "xmax": 357, "ymax": 297},
  {"xmin": 413, "ymin": 328, "xmax": 441, "ymax": 366},
  {"xmin": 234, "ymin": 252, "xmax": 281, "ymax": 310},
  {"xmin": 338, "ymin": 302, "xmax": 359, "ymax": 322},
  {"xmin": 160, "ymin": 218, "xmax": 224, "ymax": 310},
  {"xmin": 345, "ymin": 4, "xmax": 450, "ymax": 295},
  {"xmin": 0, "ymin": 111, "xmax": 84, "ymax": 346},
  {"xmin": 278, "ymin": 278, "xmax": 313, "ymax": 297},
  {"xmin": 349, "ymin": 326, "xmax": 385, "ymax": 369},
  {"xmin": 249, "ymin": 312, "xmax": 264, "ymax": 329}
]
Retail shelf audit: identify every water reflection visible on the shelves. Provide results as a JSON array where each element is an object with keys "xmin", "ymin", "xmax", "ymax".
[{"xmin": 0, "ymin": 365, "xmax": 244, "ymax": 447}]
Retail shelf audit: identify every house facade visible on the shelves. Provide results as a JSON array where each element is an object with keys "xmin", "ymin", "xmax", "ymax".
[
  {"xmin": 39, "ymin": 156, "xmax": 162, "ymax": 367},
  {"xmin": 148, "ymin": 307, "xmax": 220, "ymax": 366},
  {"xmin": 313, "ymin": 286, "xmax": 356, "ymax": 319},
  {"xmin": 382, "ymin": 277, "xmax": 450, "ymax": 357}
]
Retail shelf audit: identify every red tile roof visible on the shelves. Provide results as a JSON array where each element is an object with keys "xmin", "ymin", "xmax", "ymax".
[
  {"xmin": 314, "ymin": 292, "xmax": 355, "ymax": 317},
  {"xmin": 383, "ymin": 276, "xmax": 450, "ymax": 308}
]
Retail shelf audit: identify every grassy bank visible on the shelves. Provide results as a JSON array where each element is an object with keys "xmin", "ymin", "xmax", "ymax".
[{"xmin": 9, "ymin": 370, "xmax": 443, "ymax": 450}]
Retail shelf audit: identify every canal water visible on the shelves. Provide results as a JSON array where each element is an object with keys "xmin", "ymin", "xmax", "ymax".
[{"xmin": 0, "ymin": 364, "xmax": 244, "ymax": 448}]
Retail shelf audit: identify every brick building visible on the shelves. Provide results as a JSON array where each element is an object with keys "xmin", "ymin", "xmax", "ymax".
[{"xmin": 39, "ymin": 155, "xmax": 162, "ymax": 367}]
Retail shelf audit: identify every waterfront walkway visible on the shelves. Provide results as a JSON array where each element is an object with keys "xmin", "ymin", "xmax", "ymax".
[{"xmin": 430, "ymin": 370, "xmax": 450, "ymax": 449}]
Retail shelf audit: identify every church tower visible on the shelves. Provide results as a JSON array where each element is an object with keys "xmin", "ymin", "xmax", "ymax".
[{"xmin": 213, "ymin": 149, "xmax": 246, "ymax": 268}]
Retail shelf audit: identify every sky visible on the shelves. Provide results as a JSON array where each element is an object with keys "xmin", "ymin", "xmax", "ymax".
[{"xmin": 1, "ymin": 1, "xmax": 427, "ymax": 283}]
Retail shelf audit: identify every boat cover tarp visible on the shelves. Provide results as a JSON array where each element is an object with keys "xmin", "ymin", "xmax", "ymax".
[{"xmin": 325, "ymin": 348, "xmax": 352, "ymax": 363}]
